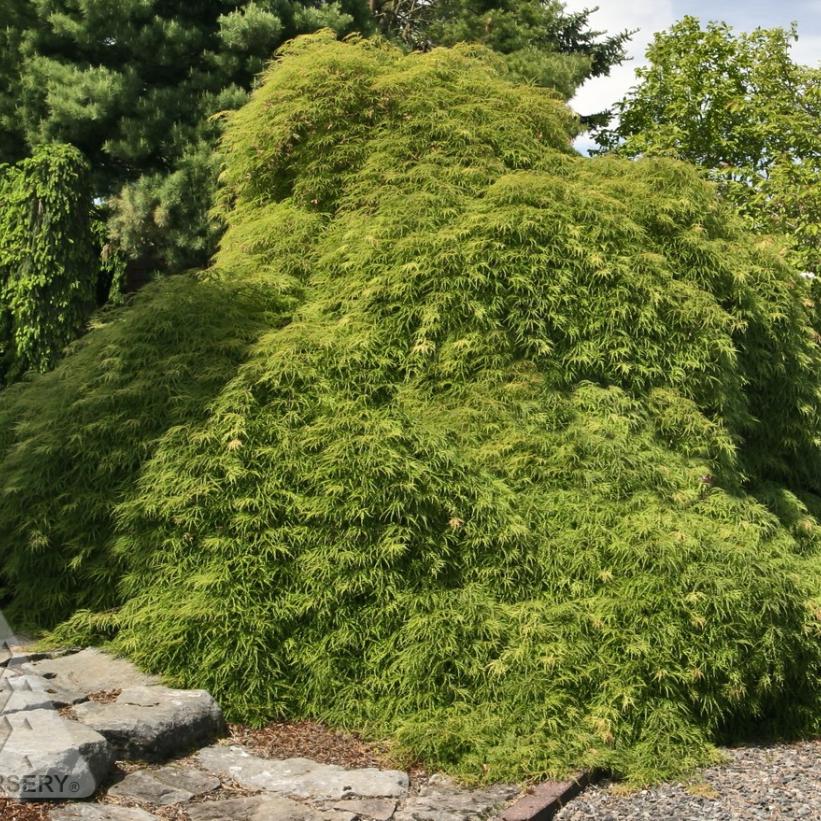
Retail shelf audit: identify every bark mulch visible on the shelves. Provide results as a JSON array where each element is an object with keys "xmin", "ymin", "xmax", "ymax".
[
  {"xmin": 0, "ymin": 797, "xmax": 56, "ymax": 821},
  {"xmin": 226, "ymin": 719, "xmax": 396, "ymax": 770}
]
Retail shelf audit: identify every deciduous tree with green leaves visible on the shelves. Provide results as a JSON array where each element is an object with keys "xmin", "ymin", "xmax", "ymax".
[{"xmin": 594, "ymin": 17, "xmax": 820, "ymax": 273}]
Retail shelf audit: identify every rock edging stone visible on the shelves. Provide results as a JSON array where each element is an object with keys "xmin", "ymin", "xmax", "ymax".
[
  {"xmin": 0, "ymin": 708, "xmax": 113, "ymax": 799},
  {"xmin": 197, "ymin": 743, "xmax": 410, "ymax": 802},
  {"xmin": 74, "ymin": 685, "xmax": 226, "ymax": 761}
]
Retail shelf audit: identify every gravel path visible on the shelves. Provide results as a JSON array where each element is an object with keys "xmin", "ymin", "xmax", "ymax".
[{"xmin": 556, "ymin": 740, "xmax": 821, "ymax": 821}]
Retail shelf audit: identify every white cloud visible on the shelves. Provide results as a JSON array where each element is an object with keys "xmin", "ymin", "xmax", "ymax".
[
  {"xmin": 792, "ymin": 32, "xmax": 821, "ymax": 64},
  {"xmin": 563, "ymin": 0, "xmax": 677, "ymax": 118}
]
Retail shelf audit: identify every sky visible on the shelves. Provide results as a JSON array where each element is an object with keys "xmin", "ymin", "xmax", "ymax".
[{"xmin": 564, "ymin": 0, "xmax": 821, "ymax": 151}]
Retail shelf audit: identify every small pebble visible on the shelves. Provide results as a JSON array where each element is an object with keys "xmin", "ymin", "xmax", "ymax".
[{"xmin": 556, "ymin": 740, "xmax": 821, "ymax": 821}]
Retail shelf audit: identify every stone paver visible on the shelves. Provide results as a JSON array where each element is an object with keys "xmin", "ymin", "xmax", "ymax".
[
  {"xmin": 74, "ymin": 686, "xmax": 225, "ymax": 761},
  {"xmin": 51, "ymin": 805, "xmax": 159, "ymax": 820},
  {"xmin": 185, "ymin": 794, "xmax": 354, "ymax": 821},
  {"xmin": 330, "ymin": 797, "xmax": 398, "ymax": 820},
  {"xmin": 1, "ymin": 651, "xmax": 53, "ymax": 668},
  {"xmin": 0, "ymin": 686, "xmax": 58, "ymax": 714},
  {"xmin": 197, "ymin": 744, "xmax": 409, "ymax": 801},
  {"xmin": 107, "ymin": 764, "xmax": 220, "ymax": 805},
  {"xmin": 0, "ymin": 708, "xmax": 112, "ymax": 799},
  {"xmin": 0, "ymin": 644, "xmax": 61, "ymax": 669},
  {"xmin": 394, "ymin": 774, "xmax": 517, "ymax": 821},
  {"xmin": 0, "ymin": 672, "xmax": 86, "ymax": 713},
  {"xmin": 28, "ymin": 649, "xmax": 158, "ymax": 697}
]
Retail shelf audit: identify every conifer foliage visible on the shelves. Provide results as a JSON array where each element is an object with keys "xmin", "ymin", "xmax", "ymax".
[
  {"xmin": 9, "ymin": 0, "xmax": 372, "ymax": 272},
  {"xmin": 1, "ymin": 34, "xmax": 820, "ymax": 784},
  {"xmin": 370, "ymin": 0, "xmax": 631, "ymax": 100},
  {"xmin": 0, "ymin": 143, "xmax": 99, "ymax": 383}
]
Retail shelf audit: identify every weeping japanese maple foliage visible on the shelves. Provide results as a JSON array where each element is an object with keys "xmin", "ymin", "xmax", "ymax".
[{"xmin": 1, "ymin": 33, "xmax": 819, "ymax": 785}]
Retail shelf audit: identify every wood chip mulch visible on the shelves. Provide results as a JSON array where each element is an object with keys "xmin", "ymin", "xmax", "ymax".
[
  {"xmin": 227, "ymin": 719, "xmax": 395, "ymax": 770},
  {"xmin": 0, "ymin": 797, "xmax": 58, "ymax": 821},
  {"xmin": 86, "ymin": 689, "xmax": 122, "ymax": 704}
]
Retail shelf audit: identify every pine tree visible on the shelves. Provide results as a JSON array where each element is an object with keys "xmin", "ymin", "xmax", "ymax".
[
  {"xmin": 373, "ymin": 0, "xmax": 631, "ymax": 101},
  {"xmin": 0, "ymin": 0, "xmax": 34, "ymax": 164},
  {"xmin": 12, "ymin": 0, "xmax": 372, "ymax": 274}
]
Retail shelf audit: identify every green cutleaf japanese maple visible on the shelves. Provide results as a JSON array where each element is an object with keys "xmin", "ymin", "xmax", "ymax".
[{"xmin": 1, "ymin": 35, "xmax": 819, "ymax": 786}]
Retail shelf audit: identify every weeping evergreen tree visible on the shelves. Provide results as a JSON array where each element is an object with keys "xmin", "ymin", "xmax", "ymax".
[
  {"xmin": 0, "ymin": 144, "xmax": 99, "ymax": 384},
  {"xmin": 1, "ymin": 34, "xmax": 820, "ymax": 785}
]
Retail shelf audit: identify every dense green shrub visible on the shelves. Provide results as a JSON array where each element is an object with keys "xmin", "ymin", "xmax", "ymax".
[
  {"xmin": 0, "ymin": 144, "xmax": 99, "ymax": 384},
  {"xmin": 0, "ymin": 272, "xmax": 283, "ymax": 618},
  {"xmin": 2, "ymin": 34, "xmax": 820, "ymax": 784}
]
